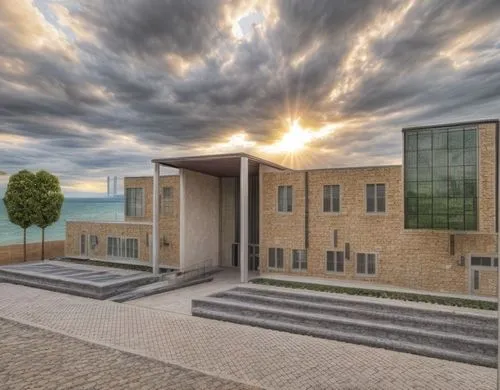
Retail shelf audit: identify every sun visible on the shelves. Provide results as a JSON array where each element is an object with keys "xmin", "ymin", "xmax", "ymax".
[{"xmin": 261, "ymin": 118, "xmax": 335, "ymax": 154}]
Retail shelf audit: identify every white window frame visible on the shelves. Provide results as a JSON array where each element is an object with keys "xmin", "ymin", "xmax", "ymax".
[
  {"xmin": 106, "ymin": 236, "xmax": 140, "ymax": 260},
  {"xmin": 268, "ymin": 247, "xmax": 284, "ymax": 270},
  {"xmin": 326, "ymin": 250, "xmax": 344, "ymax": 273},
  {"xmin": 291, "ymin": 249, "xmax": 307, "ymax": 272},
  {"xmin": 125, "ymin": 188, "xmax": 145, "ymax": 217},
  {"xmin": 277, "ymin": 185, "xmax": 293, "ymax": 213},
  {"xmin": 356, "ymin": 252, "xmax": 377, "ymax": 276},
  {"xmin": 323, "ymin": 184, "xmax": 341, "ymax": 213},
  {"xmin": 365, "ymin": 183, "xmax": 386, "ymax": 214},
  {"xmin": 161, "ymin": 186, "xmax": 174, "ymax": 216}
]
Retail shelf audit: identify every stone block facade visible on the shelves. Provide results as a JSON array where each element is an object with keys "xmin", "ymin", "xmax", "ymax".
[
  {"xmin": 65, "ymin": 175, "xmax": 180, "ymax": 267},
  {"xmin": 65, "ymin": 120, "xmax": 498, "ymax": 296}
]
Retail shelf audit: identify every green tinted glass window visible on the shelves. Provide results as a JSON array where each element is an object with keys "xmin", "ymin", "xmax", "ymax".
[{"xmin": 404, "ymin": 126, "xmax": 477, "ymax": 230}]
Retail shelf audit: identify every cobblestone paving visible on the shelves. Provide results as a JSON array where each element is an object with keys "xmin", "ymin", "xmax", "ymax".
[
  {"xmin": 0, "ymin": 318, "xmax": 256, "ymax": 390},
  {"xmin": 0, "ymin": 283, "xmax": 496, "ymax": 390}
]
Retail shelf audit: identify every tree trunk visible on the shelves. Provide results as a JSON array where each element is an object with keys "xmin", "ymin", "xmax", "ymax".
[
  {"xmin": 41, "ymin": 228, "xmax": 45, "ymax": 261},
  {"xmin": 23, "ymin": 228, "xmax": 26, "ymax": 262}
]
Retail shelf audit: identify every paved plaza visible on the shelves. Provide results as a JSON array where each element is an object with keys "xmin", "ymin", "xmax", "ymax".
[{"xmin": 0, "ymin": 283, "xmax": 496, "ymax": 389}]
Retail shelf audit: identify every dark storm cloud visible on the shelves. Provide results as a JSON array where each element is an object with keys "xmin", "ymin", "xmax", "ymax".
[{"xmin": 1, "ymin": 0, "xmax": 500, "ymax": 192}]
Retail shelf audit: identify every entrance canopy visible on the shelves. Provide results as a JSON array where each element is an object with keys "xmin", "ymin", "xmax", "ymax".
[{"xmin": 152, "ymin": 153, "xmax": 288, "ymax": 177}]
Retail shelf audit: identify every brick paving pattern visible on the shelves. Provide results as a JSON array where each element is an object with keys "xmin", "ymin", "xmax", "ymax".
[
  {"xmin": 0, "ymin": 318, "xmax": 256, "ymax": 390},
  {"xmin": 0, "ymin": 283, "xmax": 495, "ymax": 390}
]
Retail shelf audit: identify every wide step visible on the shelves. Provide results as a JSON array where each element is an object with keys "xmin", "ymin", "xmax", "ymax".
[{"xmin": 192, "ymin": 287, "xmax": 497, "ymax": 367}]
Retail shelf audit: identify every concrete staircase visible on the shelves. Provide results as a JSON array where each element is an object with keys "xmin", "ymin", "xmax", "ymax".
[{"xmin": 192, "ymin": 286, "xmax": 498, "ymax": 367}]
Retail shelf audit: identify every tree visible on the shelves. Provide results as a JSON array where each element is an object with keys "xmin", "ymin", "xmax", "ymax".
[
  {"xmin": 33, "ymin": 171, "xmax": 64, "ymax": 260},
  {"xmin": 3, "ymin": 170, "xmax": 37, "ymax": 261}
]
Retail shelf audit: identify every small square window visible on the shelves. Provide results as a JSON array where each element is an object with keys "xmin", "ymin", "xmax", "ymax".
[
  {"xmin": 356, "ymin": 253, "xmax": 376, "ymax": 275},
  {"xmin": 326, "ymin": 251, "xmax": 344, "ymax": 273},
  {"xmin": 292, "ymin": 249, "xmax": 307, "ymax": 271},
  {"xmin": 268, "ymin": 248, "xmax": 284, "ymax": 270},
  {"xmin": 278, "ymin": 185, "xmax": 293, "ymax": 212},
  {"xmin": 366, "ymin": 184, "xmax": 385, "ymax": 213}
]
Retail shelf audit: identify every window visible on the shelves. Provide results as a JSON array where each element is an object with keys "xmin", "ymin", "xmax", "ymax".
[
  {"xmin": 366, "ymin": 184, "xmax": 385, "ymax": 213},
  {"xmin": 90, "ymin": 235, "xmax": 98, "ymax": 249},
  {"xmin": 323, "ymin": 185, "xmax": 340, "ymax": 212},
  {"xmin": 161, "ymin": 186, "xmax": 174, "ymax": 216},
  {"xmin": 326, "ymin": 251, "xmax": 344, "ymax": 273},
  {"xmin": 107, "ymin": 237, "xmax": 139, "ymax": 259},
  {"xmin": 278, "ymin": 185, "xmax": 293, "ymax": 212},
  {"xmin": 471, "ymin": 256, "xmax": 498, "ymax": 267},
  {"xmin": 125, "ymin": 188, "xmax": 144, "ymax": 217},
  {"xmin": 80, "ymin": 234, "xmax": 87, "ymax": 255},
  {"xmin": 292, "ymin": 249, "xmax": 307, "ymax": 271},
  {"xmin": 404, "ymin": 126, "xmax": 478, "ymax": 230},
  {"xmin": 356, "ymin": 253, "xmax": 376, "ymax": 275},
  {"xmin": 268, "ymin": 248, "xmax": 284, "ymax": 270}
]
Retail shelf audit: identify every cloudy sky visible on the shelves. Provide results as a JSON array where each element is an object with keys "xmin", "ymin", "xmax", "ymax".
[{"xmin": 1, "ymin": 0, "xmax": 499, "ymax": 196}]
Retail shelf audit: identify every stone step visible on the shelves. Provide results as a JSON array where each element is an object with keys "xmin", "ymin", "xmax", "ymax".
[
  {"xmin": 192, "ymin": 306, "xmax": 497, "ymax": 368},
  {"xmin": 215, "ymin": 289, "xmax": 497, "ymax": 338},
  {"xmin": 191, "ymin": 296, "xmax": 497, "ymax": 367},
  {"xmin": 0, "ymin": 268, "xmax": 158, "ymax": 300},
  {"xmin": 230, "ymin": 286, "xmax": 496, "ymax": 329}
]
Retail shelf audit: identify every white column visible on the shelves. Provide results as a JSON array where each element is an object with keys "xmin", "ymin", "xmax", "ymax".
[
  {"xmin": 240, "ymin": 157, "xmax": 249, "ymax": 283},
  {"xmin": 179, "ymin": 168, "xmax": 186, "ymax": 271},
  {"xmin": 152, "ymin": 162, "xmax": 160, "ymax": 275}
]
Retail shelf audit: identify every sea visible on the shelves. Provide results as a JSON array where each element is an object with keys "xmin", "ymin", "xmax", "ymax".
[{"xmin": 0, "ymin": 197, "xmax": 124, "ymax": 246}]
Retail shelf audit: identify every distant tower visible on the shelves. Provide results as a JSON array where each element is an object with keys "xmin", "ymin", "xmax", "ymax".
[
  {"xmin": 113, "ymin": 176, "xmax": 118, "ymax": 197},
  {"xmin": 107, "ymin": 176, "xmax": 111, "ymax": 197}
]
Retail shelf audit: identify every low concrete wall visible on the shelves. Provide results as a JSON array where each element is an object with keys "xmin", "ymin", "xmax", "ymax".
[{"xmin": 0, "ymin": 240, "xmax": 65, "ymax": 265}]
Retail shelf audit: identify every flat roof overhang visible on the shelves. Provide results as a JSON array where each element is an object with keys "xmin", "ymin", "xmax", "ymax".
[{"xmin": 152, "ymin": 152, "xmax": 289, "ymax": 177}]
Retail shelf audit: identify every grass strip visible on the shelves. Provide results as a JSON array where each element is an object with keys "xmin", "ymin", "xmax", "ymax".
[{"xmin": 250, "ymin": 278, "xmax": 497, "ymax": 310}]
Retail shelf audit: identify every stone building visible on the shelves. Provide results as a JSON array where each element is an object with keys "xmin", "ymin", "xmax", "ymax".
[{"xmin": 66, "ymin": 119, "xmax": 499, "ymax": 296}]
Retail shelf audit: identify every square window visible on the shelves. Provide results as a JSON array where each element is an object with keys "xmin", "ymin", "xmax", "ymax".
[
  {"xmin": 464, "ymin": 166, "xmax": 476, "ymax": 180},
  {"xmin": 406, "ymin": 133, "xmax": 418, "ymax": 151},
  {"xmin": 418, "ymin": 182, "xmax": 432, "ymax": 197},
  {"xmin": 418, "ymin": 132, "xmax": 432, "ymax": 150},
  {"xmin": 417, "ymin": 150, "xmax": 432, "ymax": 167},
  {"xmin": 406, "ymin": 168, "xmax": 418, "ymax": 181},
  {"xmin": 449, "ymin": 180, "xmax": 464, "ymax": 197},
  {"xmin": 449, "ymin": 215, "xmax": 464, "ymax": 230},
  {"xmin": 406, "ymin": 215, "xmax": 418, "ymax": 229},
  {"xmin": 449, "ymin": 150, "xmax": 464, "ymax": 166},
  {"xmin": 433, "ymin": 198, "xmax": 448, "ymax": 215},
  {"xmin": 405, "ymin": 152, "xmax": 417, "ymax": 168},
  {"xmin": 418, "ymin": 198, "xmax": 432, "ymax": 214},
  {"xmin": 464, "ymin": 197, "xmax": 476, "ymax": 213},
  {"xmin": 418, "ymin": 167, "xmax": 432, "ymax": 181},
  {"xmin": 433, "ymin": 181, "xmax": 448, "ymax": 197},
  {"xmin": 433, "ymin": 166, "xmax": 448, "ymax": 181},
  {"xmin": 405, "ymin": 182, "xmax": 417, "ymax": 197},
  {"xmin": 463, "ymin": 148, "xmax": 476, "ymax": 165},
  {"xmin": 464, "ymin": 180, "xmax": 477, "ymax": 197},
  {"xmin": 448, "ymin": 130, "xmax": 463, "ymax": 149},
  {"xmin": 465, "ymin": 214, "xmax": 477, "ymax": 231},
  {"xmin": 433, "ymin": 131, "xmax": 448, "ymax": 149},
  {"xmin": 292, "ymin": 249, "xmax": 307, "ymax": 271},
  {"xmin": 433, "ymin": 215, "xmax": 448, "ymax": 229},
  {"xmin": 433, "ymin": 149, "xmax": 448, "ymax": 167},
  {"xmin": 448, "ymin": 198, "xmax": 464, "ymax": 214},
  {"xmin": 418, "ymin": 215, "xmax": 432, "ymax": 228},
  {"xmin": 450, "ymin": 166, "xmax": 463, "ymax": 180},
  {"xmin": 464, "ymin": 129, "xmax": 476, "ymax": 148},
  {"xmin": 406, "ymin": 197, "xmax": 418, "ymax": 214},
  {"xmin": 278, "ymin": 186, "xmax": 293, "ymax": 212}
]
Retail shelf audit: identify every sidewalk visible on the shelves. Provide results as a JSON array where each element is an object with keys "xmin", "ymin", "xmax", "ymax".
[{"xmin": 0, "ymin": 283, "xmax": 495, "ymax": 390}]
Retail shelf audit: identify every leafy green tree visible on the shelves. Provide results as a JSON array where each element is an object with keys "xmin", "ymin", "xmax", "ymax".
[
  {"xmin": 33, "ymin": 171, "xmax": 64, "ymax": 260},
  {"xmin": 2, "ymin": 170, "xmax": 37, "ymax": 261}
]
